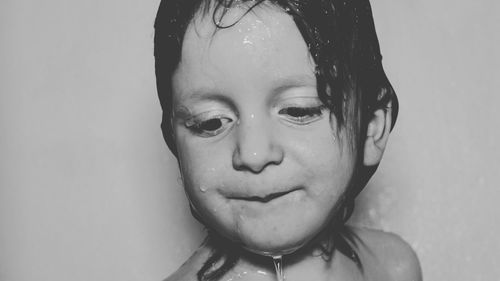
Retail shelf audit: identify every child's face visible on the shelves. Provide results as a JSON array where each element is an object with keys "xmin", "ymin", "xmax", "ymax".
[{"xmin": 171, "ymin": 6, "xmax": 356, "ymax": 255}]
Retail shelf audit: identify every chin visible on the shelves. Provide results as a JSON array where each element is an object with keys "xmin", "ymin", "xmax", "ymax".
[
  {"xmin": 241, "ymin": 238, "xmax": 306, "ymax": 257},
  {"xmin": 232, "ymin": 216, "xmax": 327, "ymax": 257},
  {"xmin": 201, "ymin": 196, "xmax": 338, "ymax": 257}
]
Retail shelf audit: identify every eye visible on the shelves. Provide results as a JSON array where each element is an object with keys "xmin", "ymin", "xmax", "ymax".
[
  {"xmin": 278, "ymin": 106, "xmax": 325, "ymax": 124},
  {"xmin": 186, "ymin": 115, "xmax": 234, "ymax": 137}
]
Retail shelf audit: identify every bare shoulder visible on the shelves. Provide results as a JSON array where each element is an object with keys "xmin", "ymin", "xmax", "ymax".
[
  {"xmin": 351, "ymin": 226, "xmax": 422, "ymax": 281},
  {"xmin": 164, "ymin": 243, "xmax": 212, "ymax": 281}
]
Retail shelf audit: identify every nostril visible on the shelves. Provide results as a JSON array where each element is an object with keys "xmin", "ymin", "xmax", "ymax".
[
  {"xmin": 232, "ymin": 145, "xmax": 284, "ymax": 173},
  {"xmin": 232, "ymin": 117, "xmax": 284, "ymax": 173}
]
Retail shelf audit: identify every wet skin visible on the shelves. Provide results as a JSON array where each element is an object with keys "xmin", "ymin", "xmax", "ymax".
[
  {"xmin": 172, "ymin": 6, "xmax": 356, "ymax": 256},
  {"xmin": 166, "ymin": 4, "xmax": 422, "ymax": 281},
  {"xmin": 165, "ymin": 227, "xmax": 422, "ymax": 281}
]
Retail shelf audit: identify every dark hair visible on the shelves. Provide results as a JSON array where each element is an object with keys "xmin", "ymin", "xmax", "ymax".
[{"xmin": 154, "ymin": 0, "xmax": 398, "ymax": 280}]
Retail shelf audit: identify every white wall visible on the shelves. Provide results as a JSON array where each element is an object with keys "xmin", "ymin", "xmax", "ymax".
[
  {"xmin": 353, "ymin": 1, "xmax": 500, "ymax": 280},
  {"xmin": 0, "ymin": 0, "xmax": 498, "ymax": 280}
]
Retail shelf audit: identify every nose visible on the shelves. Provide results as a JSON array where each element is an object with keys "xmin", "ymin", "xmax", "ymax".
[{"xmin": 232, "ymin": 115, "xmax": 284, "ymax": 173}]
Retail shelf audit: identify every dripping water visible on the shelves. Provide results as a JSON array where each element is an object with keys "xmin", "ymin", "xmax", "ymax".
[{"xmin": 272, "ymin": 256, "xmax": 284, "ymax": 281}]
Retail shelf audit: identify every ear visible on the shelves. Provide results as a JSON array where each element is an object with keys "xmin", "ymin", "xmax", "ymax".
[{"xmin": 363, "ymin": 102, "xmax": 392, "ymax": 166}]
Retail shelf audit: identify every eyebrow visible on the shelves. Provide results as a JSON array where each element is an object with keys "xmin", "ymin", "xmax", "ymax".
[
  {"xmin": 175, "ymin": 74, "xmax": 316, "ymax": 111},
  {"xmin": 173, "ymin": 90, "xmax": 236, "ymax": 118},
  {"xmin": 271, "ymin": 74, "xmax": 317, "ymax": 95},
  {"xmin": 177, "ymin": 89, "xmax": 233, "ymax": 104}
]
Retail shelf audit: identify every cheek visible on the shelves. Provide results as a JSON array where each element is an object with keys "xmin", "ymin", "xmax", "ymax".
[
  {"xmin": 179, "ymin": 155, "xmax": 220, "ymax": 198},
  {"xmin": 176, "ymin": 140, "xmax": 233, "ymax": 215},
  {"xmin": 177, "ymin": 135, "xmax": 225, "ymax": 184},
  {"xmin": 298, "ymin": 129, "xmax": 355, "ymax": 199}
]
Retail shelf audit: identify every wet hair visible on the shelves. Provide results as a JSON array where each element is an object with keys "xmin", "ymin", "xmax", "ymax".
[{"xmin": 154, "ymin": 0, "xmax": 398, "ymax": 280}]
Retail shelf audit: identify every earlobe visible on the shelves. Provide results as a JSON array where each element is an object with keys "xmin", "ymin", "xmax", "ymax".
[{"xmin": 363, "ymin": 102, "xmax": 392, "ymax": 166}]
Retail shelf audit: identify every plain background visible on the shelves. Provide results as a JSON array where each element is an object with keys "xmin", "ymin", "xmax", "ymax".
[{"xmin": 1, "ymin": 0, "xmax": 499, "ymax": 280}]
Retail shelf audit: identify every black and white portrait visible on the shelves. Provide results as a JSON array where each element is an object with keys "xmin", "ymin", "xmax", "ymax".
[{"xmin": 0, "ymin": 0, "xmax": 498, "ymax": 280}]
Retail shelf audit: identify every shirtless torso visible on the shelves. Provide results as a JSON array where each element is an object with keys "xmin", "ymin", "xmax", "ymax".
[{"xmin": 165, "ymin": 227, "xmax": 422, "ymax": 281}]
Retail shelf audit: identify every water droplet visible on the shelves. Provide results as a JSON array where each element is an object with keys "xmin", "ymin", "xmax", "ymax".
[
  {"xmin": 199, "ymin": 185, "xmax": 207, "ymax": 192},
  {"xmin": 332, "ymin": 65, "xmax": 338, "ymax": 77},
  {"xmin": 176, "ymin": 177, "xmax": 183, "ymax": 186},
  {"xmin": 272, "ymin": 256, "xmax": 284, "ymax": 281},
  {"xmin": 256, "ymin": 270, "xmax": 268, "ymax": 276}
]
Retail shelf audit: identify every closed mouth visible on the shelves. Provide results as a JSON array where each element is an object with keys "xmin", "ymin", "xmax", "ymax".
[{"xmin": 228, "ymin": 188, "xmax": 300, "ymax": 203}]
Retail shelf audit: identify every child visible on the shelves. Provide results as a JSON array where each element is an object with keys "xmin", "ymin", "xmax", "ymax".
[{"xmin": 154, "ymin": 0, "xmax": 422, "ymax": 280}]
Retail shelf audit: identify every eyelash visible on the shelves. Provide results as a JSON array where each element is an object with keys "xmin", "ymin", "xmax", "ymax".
[
  {"xmin": 185, "ymin": 105, "xmax": 325, "ymax": 137},
  {"xmin": 185, "ymin": 114, "xmax": 233, "ymax": 137},
  {"xmin": 278, "ymin": 105, "xmax": 326, "ymax": 124}
]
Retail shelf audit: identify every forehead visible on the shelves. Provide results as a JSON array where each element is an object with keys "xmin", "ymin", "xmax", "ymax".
[{"xmin": 173, "ymin": 4, "xmax": 316, "ymax": 101}]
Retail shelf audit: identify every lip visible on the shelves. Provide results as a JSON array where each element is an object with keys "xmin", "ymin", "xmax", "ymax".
[{"xmin": 226, "ymin": 187, "xmax": 302, "ymax": 203}]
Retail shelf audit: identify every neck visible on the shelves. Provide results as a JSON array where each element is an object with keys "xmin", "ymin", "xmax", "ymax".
[
  {"xmin": 227, "ymin": 246, "xmax": 339, "ymax": 281},
  {"xmin": 203, "ymin": 228, "xmax": 342, "ymax": 281}
]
